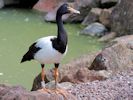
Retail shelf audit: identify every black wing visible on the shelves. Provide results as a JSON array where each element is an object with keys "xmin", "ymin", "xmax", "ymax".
[{"xmin": 21, "ymin": 42, "xmax": 41, "ymax": 63}]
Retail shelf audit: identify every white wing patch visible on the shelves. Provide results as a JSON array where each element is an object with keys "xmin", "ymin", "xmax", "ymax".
[{"xmin": 34, "ymin": 36, "xmax": 66, "ymax": 64}]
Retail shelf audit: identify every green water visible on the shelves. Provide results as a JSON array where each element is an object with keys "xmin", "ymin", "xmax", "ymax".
[{"xmin": 0, "ymin": 9, "xmax": 102, "ymax": 89}]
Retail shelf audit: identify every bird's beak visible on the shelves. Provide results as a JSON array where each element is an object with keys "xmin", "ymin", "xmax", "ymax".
[{"xmin": 68, "ymin": 7, "xmax": 80, "ymax": 14}]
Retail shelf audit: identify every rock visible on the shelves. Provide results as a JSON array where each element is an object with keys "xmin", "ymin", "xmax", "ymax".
[
  {"xmin": 101, "ymin": 0, "xmax": 118, "ymax": 4},
  {"xmin": 31, "ymin": 73, "xmax": 49, "ymax": 91},
  {"xmin": 31, "ymin": 52, "xmax": 107, "ymax": 90},
  {"xmin": 90, "ymin": 7, "xmax": 102, "ymax": 15},
  {"xmin": 90, "ymin": 35, "xmax": 133, "ymax": 71},
  {"xmin": 98, "ymin": 32, "xmax": 116, "ymax": 42},
  {"xmin": 45, "ymin": 81, "xmax": 73, "ymax": 90},
  {"xmin": 127, "ymin": 41, "xmax": 133, "ymax": 50},
  {"xmin": 100, "ymin": 0, "xmax": 118, "ymax": 8},
  {"xmin": 81, "ymin": 8, "xmax": 102, "ymax": 25},
  {"xmin": 34, "ymin": 0, "xmax": 66, "ymax": 12},
  {"xmin": 0, "ymin": 0, "xmax": 4, "ymax": 8},
  {"xmin": 43, "ymin": 0, "xmax": 100, "ymax": 22},
  {"xmin": 60, "ymin": 67, "xmax": 106, "ymax": 83},
  {"xmin": 65, "ymin": 0, "xmax": 100, "ymax": 23},
  {"xmin": 80, "ymin": 22, "xmax": 107, "ymax": 37},
  {"xmin": 59, "ymin": 52, "xmax": 100, "ymax": 80},
  {"xmin": 99, "ymin": 8, "xmax": 113, "ymax": 28},
  {"xmin": 44, "ymin": 3, "xmax": 71, "ymax": 22},
  {"xmin": 44, "ymin": 10, "xmax": 57, "ymax": 22},
  {"xmin": 111, "ymin": 0, "xmax": 133, "ymax": 36},
  {"xmin": 0, "ymin": 84, "xmax": 76, "ymax": 100},
  {"xmin": 68, "ymin": 68, "xmax": 133, "ymax": 100},
  {"xmin": 81, "ymin": 12, "xmax": 98, "ymax": 26},
  {"xmin": 89, "ymin": 53, "xmax": 107, "ymax": 70}
]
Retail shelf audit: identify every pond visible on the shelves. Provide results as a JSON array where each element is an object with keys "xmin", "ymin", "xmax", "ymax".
[{"xmin": 0, "ymin": 8, "xmax": 102, "ymax": 89}]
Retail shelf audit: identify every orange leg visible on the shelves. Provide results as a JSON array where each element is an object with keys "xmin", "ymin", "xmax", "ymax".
[
  {"xmin": 41, "ymin": 64, "xmax": 45, "ymax": 87},
  {"xmin": 39, "ymin": 64, "xmax": 51, "ymax": 93},
  {"xmin": 54, "ymin": 67, "xmax": 59, "ymax": 89},
  {"xmin": 53, "ymin": 64, "xmax": 68, "ymax": 98}
]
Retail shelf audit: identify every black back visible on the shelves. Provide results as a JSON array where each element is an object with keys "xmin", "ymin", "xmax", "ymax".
[{"xmin": 51, "ymin": 37, "xmax": 67, "ymax": 54}]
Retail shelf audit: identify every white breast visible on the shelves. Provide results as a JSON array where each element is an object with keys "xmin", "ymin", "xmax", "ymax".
[{"xmin": 34, "ymin": 36, "xmax": 67, "ymax": 64}]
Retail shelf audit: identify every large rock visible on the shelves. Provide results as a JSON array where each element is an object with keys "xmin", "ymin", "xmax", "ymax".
[
  {"xmin": 44, "ymin": 3, "xmax": 71, "ymax": 22},
  {"xmin": 65, "ymin": 0, "xmax": 100, "ymax": 22},
  {"xmin": 69, "ymin": 68, "xmax": 133, "ymax": 100},
  {"xmin": 90, "ymin": 35, "xmax": 133, "ymax": 71},
  {"xmin": 0, "ymin": 0, "xmax": 4, "ymax": 8},
  {"xmin": 99, "ymin": 8, "xmax": 113, "ymax": 28},
  {"xmin": 0, "ymin": 84, "xmax": 76, "ymax": 100},
  {"xmin": 34, "ymin": 0, "xmax": 67, "ymax": 12},
  {"xmin": 60, "ymin": 67, "xmax": 106, "ymax": 83},
  {"xmin": 43, "ymin": 0, "xmax": 100, "ymax": 22},
  {"xmin": 31, "ymin": 52, "xmax": 109, "ymax": 91},
  {"xmin": 111, "ymin": 0, "xmax": 133, "ymax": 36},
  {"xmin": 81, "ymin": 8, "xmax": 102, "ymax": 25},
  {"xmin": 98, "ymin": 32, "xmax": 117, "ymax": 42},
  {"xmin": 80, "ymin": 22, "xmax": 107, "ymax": 37},
  {"xmin": 31, "ymin": 73, "xmax": 49, "ymax": 91}
]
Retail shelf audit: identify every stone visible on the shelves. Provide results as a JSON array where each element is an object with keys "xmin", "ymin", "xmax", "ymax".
[
  {"xmin": 44, "ymin": 4, "xmax": 70, "ymax": 22},
  {"xmin": 34, "ymin": 0, "xmax": 67, "ymax": 12},
  {"xmin": 98, "ymin": 32, "xmax": 116, "ymax": 42},
  {"xmin": 101, "ymin": 0, "xmax": 118, "ymax": 4},
  {"xmin": 0, "ymin": 0, "xmax": 4, "ymax": 8},
  {"xmin": 65, "ymin": 0, "xmax": 100, "ymax": 23},
  {"xmin": 43, "ymin": 0, "xmax": 100, "ymax": 22},
  {"xmin": 59, "ymin": 52, "xmax": 100, "ymax": 80},
  {"xmin": 110, "ymin": 0, "xmax": 133, "ymax": 36},
  {"xmin": 80, "ymin": 22, "xmax": 107, "ymax": 37},
  {"xmin": 81, "ymin": 8, "xmax": 102, "ymax": 25},
  {"xmin": 31, "ymin": 52, "xmax": 107, "ymax": 90},
  {"xmin": 69, "ymin": 68, "xmax": 133, "ymax": 100},
  {"xmin": 127, "ymin": 41, "xmax": 133, "ymax": 50},
  {"xmin": 44, "ymin": 8, "xmax": 57, "ymax": 22},
  {"xmin": 60, "ymin": 67, "xmax": 106, "ymax": 83},
  {"xmin": 31, "ymin": 73, "xmax": 49, "ymax": 91},
  {"xmin": 0, "ymin": 84, "xmax": 76, "ymax": 100},
  {"xmin": 45, "ymin": 81, "xmax": 73, "ymax": 90},
  {"xmin": 89, "ymin": 53, "xmax": 107, "ymax": 70},
  {"xmin": 90, "ymin": 7, "xmax": 102, "ymax": 15},
  {"xmin": 99, "ymin": 8, "xmax": 113, "ymax": 28},
  {"xmin": 90, "ymin": 35, "xmax": 133, "ymax": 71}
]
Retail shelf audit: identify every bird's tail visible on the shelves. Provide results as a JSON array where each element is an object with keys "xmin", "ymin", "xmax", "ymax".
[
  {"xmin": 20, "ymin": 52, "xmax": 33, "ymax": 63},
  {"xmin": 21, "ymin": 56, "xmax": 27, "ymax": 63}
]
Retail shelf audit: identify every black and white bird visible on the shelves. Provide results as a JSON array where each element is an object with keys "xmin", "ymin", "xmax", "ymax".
[{"xmin": 21, "ymin": 4, "xmax": 80, "ymax": 91}]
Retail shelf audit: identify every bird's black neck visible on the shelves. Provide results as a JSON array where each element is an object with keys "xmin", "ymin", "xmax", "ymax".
[{"xmin": 56, "ymin": 13, "xmax": 67, "ymax": 46}]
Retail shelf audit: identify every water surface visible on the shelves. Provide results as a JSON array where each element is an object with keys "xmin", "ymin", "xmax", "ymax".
[{"xmin": 0, "ymin": 9, "xmax": 102, "ymax": 89}]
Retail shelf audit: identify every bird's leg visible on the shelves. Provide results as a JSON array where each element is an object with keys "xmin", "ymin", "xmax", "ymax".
[
  {"xmin": 39, "ymin": 64, "xmax": 51, "ymax": 93},
  {"xmin": 53, "ymin": 64, "xmax": 68, "ymax": 98},
  {"xmin": 54, "ymin": 64, "xmax": 59, "ymax": 89},
  {"xmin": 41, "ymin": 64, "xmax": 45, "ymax": 88}
]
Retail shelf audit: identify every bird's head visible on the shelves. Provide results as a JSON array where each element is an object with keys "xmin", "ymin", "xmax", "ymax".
[{"xmin": 57, "ymin": 3, "xmax": 80, "ymax": 15}]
